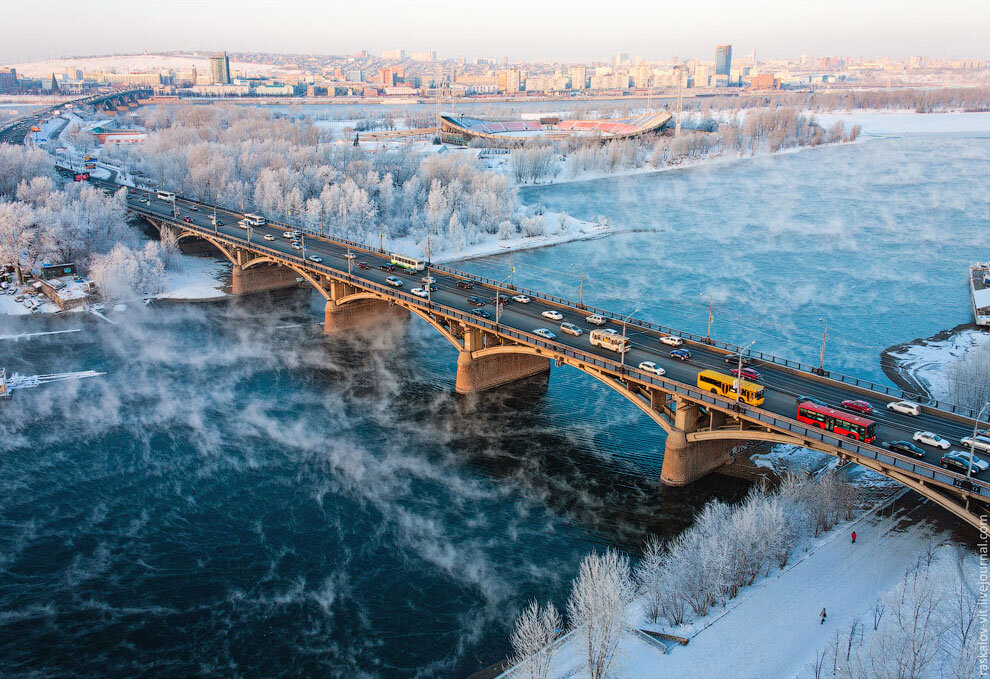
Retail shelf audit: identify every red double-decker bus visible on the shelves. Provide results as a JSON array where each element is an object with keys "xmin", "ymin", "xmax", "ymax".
[{"xmin": 796, "ymin": 401, "xmax": 877, "ymax": 443}]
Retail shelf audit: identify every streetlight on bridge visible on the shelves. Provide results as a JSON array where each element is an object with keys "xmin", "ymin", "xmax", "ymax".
[
  {"xmin": 701, "ymin": 293, "xmax": 714, "ymax": 344},
  {"xmin": 736, "ymin": 340, "xmax": 757, "ymax": 407},
  {"xmin": 967, "ymin": 402, "xmax": 990, "ymax": 479},
  {"xmin": 571, "ymin": 263, "xmax": 585, "ymax": 308},
  {"xmin": 817, "ymin": 317, "xmax": 828, "ymax": 376},
  {"xmin": 621, "ymin": 308, "xmax": 641, "ymax": 369}
]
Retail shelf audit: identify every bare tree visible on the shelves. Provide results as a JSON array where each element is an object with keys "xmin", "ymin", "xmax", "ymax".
[
  {"xmin": 510, "ymin": 599, "xmax": 561, "ymax": 679},
  {"xmin": 567, "ymin": 548, "xmax": 634, "ymax": 679},
  {"xmin": 634, "ymin": 536, "xmax": 664, "ymax": 624}
]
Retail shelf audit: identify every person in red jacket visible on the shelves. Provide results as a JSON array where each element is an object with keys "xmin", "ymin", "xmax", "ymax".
[{"xmin": 851, "ymin": 531, "xmax": 857, "ymax": 544}]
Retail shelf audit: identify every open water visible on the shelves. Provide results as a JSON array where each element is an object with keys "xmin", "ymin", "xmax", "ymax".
[{"xmin": 0, "ymin": 125, "xmax": 987, "ymax": 678}]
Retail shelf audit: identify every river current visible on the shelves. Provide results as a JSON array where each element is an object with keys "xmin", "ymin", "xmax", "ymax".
[{"xmin": 1, "ymin": 123, "xmax": 987, "ymax": 677}]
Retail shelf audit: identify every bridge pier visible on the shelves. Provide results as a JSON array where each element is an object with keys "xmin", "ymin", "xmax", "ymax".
[
  {"xmin": 323, "ymin": 280, "xmax": 408, "ymax": 333},
  {"xmin": 323, "ymin": 298, "xmax": 408, "ymax": 333},
  {"xmin": 455, "ymin": 328, "xmax": 550, "ymax": 394},
  {"xmin": 230, "ymin": 262, "xmax": 302, "ymax": 295},
  {"xmin": 660, "ymin": 399, "xmax": 736, "ymax": 486}
]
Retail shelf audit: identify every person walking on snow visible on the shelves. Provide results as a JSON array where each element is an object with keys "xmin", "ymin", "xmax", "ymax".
[
  {"xmin": 851, "ymin": 531, "xmax": 857, "ymax": 543},
  {"xmin": 820, "ymin": 607, "xmax": 827, "ymax": 625}
]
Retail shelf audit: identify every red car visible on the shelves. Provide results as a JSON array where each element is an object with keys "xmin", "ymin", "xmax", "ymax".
[
  {"xmin": 731, "ymin": 367, "xmax": 761, "ymax": 381},
  {"xmin": 840, "ymin": 399, "xmax": 874, "ymax": 415},
  {"xmin": 357, "ymin": 261, "xmax": 370, "ymax": 270},
  {"xmin": 182, "ymin": 216, "xmax": 194, "ymax": 223}
]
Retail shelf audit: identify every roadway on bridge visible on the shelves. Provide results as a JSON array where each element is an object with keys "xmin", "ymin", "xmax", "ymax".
[{"xmin": 125, "ymin": 188, "xmax": 984, "ymax": 478}]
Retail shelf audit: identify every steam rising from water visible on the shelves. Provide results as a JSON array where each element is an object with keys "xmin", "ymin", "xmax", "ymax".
[{"xmin": 0, "ymin": 293, "xmax": 745, "ymax": 678}]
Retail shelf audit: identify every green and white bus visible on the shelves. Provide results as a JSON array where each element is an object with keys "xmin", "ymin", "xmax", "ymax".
[{"xmin": 390, "ymin": 253, "xmax": 425, "ymax": 272}]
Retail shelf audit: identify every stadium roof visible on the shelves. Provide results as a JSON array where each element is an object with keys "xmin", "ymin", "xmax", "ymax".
[{"xmin": 439, "ymin": 111, "xmax": 672, "ymax": 143}]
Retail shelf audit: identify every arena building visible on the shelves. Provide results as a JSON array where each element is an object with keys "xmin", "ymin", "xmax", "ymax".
[{"xmin": 439, "ymin": 111, "xmax": 672, "ymax": 145}]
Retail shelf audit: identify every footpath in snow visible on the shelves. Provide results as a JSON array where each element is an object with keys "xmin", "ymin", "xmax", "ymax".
[{"xmin": 526, "ymin": 499, "xmax": 939, "ymax": 679}]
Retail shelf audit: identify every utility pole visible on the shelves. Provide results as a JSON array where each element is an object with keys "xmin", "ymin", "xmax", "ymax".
[
  {"xmin": 818, "ymin": 317, "xmax": 828, "ymax": 375},
  {"xmin": 705, "ymin": 295, "xmax": 714, "ymax": 343},
  {"xmin": 509, "ymin": 254, "xmax": 514, "ymax": 288},
  {"xmin": 347, "ymin": 246, "xmax": 353, "ymax": 277},
  {"xmin": 968, "ymin": 403, "xmax": 990, "ymax": 478},
  {"xmin": 675, "ymin": 65, "xmax": 684, "ymax": 137},
  {"xmin": 736, "ymin": 341, "xmax": 756, "ymax": 405},
  {"xmin": 621, "ymin": 308, "xmax": 640, "ymax": 369}
]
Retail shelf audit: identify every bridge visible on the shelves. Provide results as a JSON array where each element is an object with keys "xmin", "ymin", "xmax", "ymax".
[
  {"xmin": 0, "ymin": 88, "xmax": 152, "ymax": 144},
  {"xmin": 116, "ymin": 186, "xmax": 990, "ymax": 529}
]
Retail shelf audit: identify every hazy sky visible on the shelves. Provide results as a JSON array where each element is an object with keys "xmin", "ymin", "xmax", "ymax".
[{"xmin": 3, "ymin": 0, "xmax": 988, "ymax": 64}]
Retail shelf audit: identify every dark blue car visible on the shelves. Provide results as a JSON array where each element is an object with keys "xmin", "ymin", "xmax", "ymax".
[{"xmin": 671, "ymin": 349, "xmax": 692, "ymax": 361}]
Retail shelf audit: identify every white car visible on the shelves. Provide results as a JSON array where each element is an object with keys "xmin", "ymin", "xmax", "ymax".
[
  {"xmin": 411, "ymin": 287, "xmax": 428, "ymax": 298},
  {"xmin": 512, "ymin": 295, "xmax": 530, "ymax": 304},
  {"xmin": 345, "ymin": 253, "xmax": 357, "ymax": 260},
  {"xmin": 421, "ymin": 275, "xmax": 436, "ymax": 284},
  {"xmin": 291, "ymin": 241, "xmax": 302, "ymax": 250},
  {"xmin": 913, "ymin": 431, "xmax": 951, "ymax": 450},
  {"xmin": 282, "ymin": 231, "xmax": 294, "ymax": 239},
  {"xmin": 308, "ymin": 255, "xmax": 323, "ymax": 263},
  {"xmin": 189, "ymin": 205, "xmax": 198, "ymax": 211},
  {"xmin": 659, "ymin": 335, "xmax": 684, "ymax": 347},
  {"xmin": 585, "ymin": 314, "xmax": 606, "ymax": 326},
  {"xmin": 560, "ymin": 322, "xmax": 583, "ymax": 336},
  {"xmin": 886, "ymin": 400, "xmax": 920, "ymax": 416},
  {"xmin": 960, "ymin": 436, "xmax": 990, "ymax": 455},
  {"xmin": 638, "ymin": 361, "xmax": 666, "ymax": 377},
  {"xmin": 385, "ymin": 276, "xmax": 403, "ymax": 287},
  {"xmin": 533, "ymin": 328, "xmax": 556, "ymax": 340},
  {"xmin": 263, "ymin": 234, "xmax": 276, "ymax": 241},
  {"xmin": 542, "ymin": 310, "xmax": 564, "ymax": 321}
]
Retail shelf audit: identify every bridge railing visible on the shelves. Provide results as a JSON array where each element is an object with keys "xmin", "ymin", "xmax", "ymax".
[
  {"xmin": 426, "ymin": 263, "xmax": 982, "ymax": 421},
  {"xmin": 138, "ymin": 200, "xmax": 984, "ymax": 421},
  {"xmin": 134, "ymin": 207, "xmax": 990, "ymax": 500}
]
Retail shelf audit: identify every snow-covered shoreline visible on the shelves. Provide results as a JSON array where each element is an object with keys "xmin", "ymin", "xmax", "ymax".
[{"xmin": 881, "ymin": 324, "xmax": 990, "ymax": 404}]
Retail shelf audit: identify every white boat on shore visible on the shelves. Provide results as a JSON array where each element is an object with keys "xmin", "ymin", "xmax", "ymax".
[{"xmin": 971, "ymin": 262, "xmax": 990, "ymax": 327}]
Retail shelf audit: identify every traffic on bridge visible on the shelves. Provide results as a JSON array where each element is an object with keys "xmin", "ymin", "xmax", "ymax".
[{"xmin": 115, "ymin": 183, "xmax": 990, "ymax": 529}]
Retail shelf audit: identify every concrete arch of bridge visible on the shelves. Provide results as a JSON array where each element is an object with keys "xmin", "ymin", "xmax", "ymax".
[
  {"xmin": 396, "ymin": 303, "xmax": 463, "ymax": 352},
  {"xmin": 174, "ymin": 231, "xmax": 238, "ymax": 267},
  {"xmin": 242, "ymin": 256, "xmax": 330, "ymax": 300},
  {"xmin": 687, "ymin": 429, "xmax": 806, "ymax": 446},
  {"xmin": 471, "ymin": 342, "xmax": 673, "ymax": 434}
]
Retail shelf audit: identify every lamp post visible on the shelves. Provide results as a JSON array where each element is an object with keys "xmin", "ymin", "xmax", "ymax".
[
  {"xmin": 736, "ymin": 340, "xmax": 757, "ymax": 406},
  {"xmin": 967, "ymin": 402, "xmax": 990, "ymax": 478},
  {"xmin": 494, "ymin": 274, "xmax": 511, "ymax": 325},
  {"xmin": 571, "ymin": 263, "xmax": 584, "ymax": 308},
  {"xmin": 817, "ymin": 317, "xmax": 828, "ymax": 375},
  {"xmin": 621, "ymin": 308, "xmax": 641, "ymax": 368},
  {"xmin": 701, "ymin": 293, "xmax": 714, "ymax": 343},
  {"xmin": 347, "ymin": 246, "xmax": 353, "ymax": 278},
  {"xmin": 213, "ymin": 194, "xmax": 218, "ymax": 231}
]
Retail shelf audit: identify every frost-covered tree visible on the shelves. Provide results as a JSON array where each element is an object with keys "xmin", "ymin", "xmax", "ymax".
[
  {"xmin": 567, "ymin": 548, "xmax": 633, "ymax": 679},
  {"xmin": 509, "ymin": 599, "xmax": 560, "ymax": 679},
  {"xmin": 634, "ymin": 535, "xmax": 664, "ymax": 624}
]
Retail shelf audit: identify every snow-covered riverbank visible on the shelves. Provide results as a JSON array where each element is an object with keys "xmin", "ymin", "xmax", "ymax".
[{"xmin": 881, "ymin": 325, "xmax": 990, "ymax": 405}]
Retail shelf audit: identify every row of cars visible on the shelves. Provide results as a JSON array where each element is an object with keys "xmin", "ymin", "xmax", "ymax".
[{"xmin": 797, "ymin": 394, "xmax": 990, "ymax": 475}]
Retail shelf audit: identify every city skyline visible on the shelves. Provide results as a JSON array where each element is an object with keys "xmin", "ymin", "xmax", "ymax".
[{"xmin": 2, "ymin": 0, "xmax": 989, "ymax": 64}]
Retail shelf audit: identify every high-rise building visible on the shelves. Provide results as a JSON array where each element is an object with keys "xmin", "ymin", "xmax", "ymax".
[
  {"xmin": 382, "ymin": 49, "xmax": 405, "ymax": 60},
  {"xmin": 497, "ymin": 69, "xmax": 521, "ymax": 93},
  {"xmin": 411, "ymin": 51, "xmax": 437, "ymax": 62},
  {"xmin": 210, "ymin": 52, "xmax": 231, "ymax": 84},
  {"xmin": 570, "ymin": 65, "xmax": 586, "ymax": 90},
  {"xmin": 614, "ymin": 51, "xmax": 630, "ymax": 67},
  {"xmin": 716, "ymin": 45, "xmax": 732, "ymax": 76},
  {"xmin": 0, "ymin": 67, "xmax": 18, "ymax": 92}
]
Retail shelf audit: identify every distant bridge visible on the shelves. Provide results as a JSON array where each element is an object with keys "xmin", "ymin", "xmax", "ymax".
[
  {"xmin": 118, "ymin": 186, "xmax": 990, "ymax": 530},
  {"xmin": 0, "ymin": 88, "xmax": 152, "ymax": 144}
]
